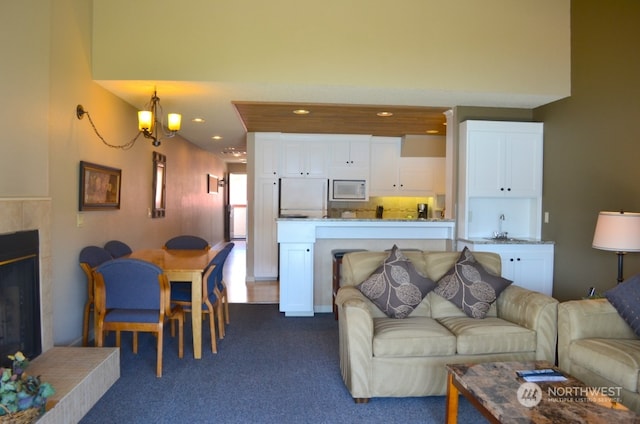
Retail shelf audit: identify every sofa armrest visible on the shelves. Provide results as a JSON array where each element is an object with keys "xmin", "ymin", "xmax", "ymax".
[
  {"xmin": 335, "ymin": 286, "xmax": 374, "ymax": 399},
  {"xmin": 496, "ymin": 285, "xmax": 559, "ymax": 363},
  {"xmin": 558, "ymin": 298, "xmax": 636, "ymax": 372}
]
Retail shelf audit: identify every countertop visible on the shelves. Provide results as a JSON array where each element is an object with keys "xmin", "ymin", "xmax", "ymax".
[
  {"xmin": 276, "ymin": 217, "xmax": 455, "ymax": 223},
  {"xmin": 459, "ymin": 237, "xmax": 555, "ymax": 245}
]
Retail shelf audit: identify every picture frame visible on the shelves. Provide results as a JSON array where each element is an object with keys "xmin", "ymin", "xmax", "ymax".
[
  {"xmin": 152, "ymin": 152, "xmax": 167, "ymax": 218},
  {"xmin": 79, "ymin": 161, "xmax": 121, "ymax": 211},
  {"xmin": 207, "ymin": 174, "xmax": 219, "ymax": 194}
]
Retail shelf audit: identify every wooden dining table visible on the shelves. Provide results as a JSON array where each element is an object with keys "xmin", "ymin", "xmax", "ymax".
[{"xmin": 128, "ymin": 248, "xmax": 219, "ymax": 359}]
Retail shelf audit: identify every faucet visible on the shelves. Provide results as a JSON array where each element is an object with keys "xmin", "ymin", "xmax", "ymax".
[{"xmin": 493, "ymin": 214, "xmax": 507, "ymax": 239}]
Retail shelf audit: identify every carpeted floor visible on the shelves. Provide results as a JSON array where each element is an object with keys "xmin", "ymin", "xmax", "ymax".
[{"xmin": 80, "ymin": 304, "xmax": 486, "ymax": 423}]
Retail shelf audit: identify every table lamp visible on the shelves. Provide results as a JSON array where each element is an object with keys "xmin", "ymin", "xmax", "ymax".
[{"xmin": 592, "ymin": 211, "xmax": 640, "ymax": 283}]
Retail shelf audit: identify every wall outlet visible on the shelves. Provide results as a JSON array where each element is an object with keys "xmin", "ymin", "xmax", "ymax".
[{"xmin": 76, "ymin": 213, "xmax": 84, "ymax": 228}]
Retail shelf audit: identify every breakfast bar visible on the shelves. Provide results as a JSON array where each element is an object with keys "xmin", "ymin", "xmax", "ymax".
[{"xmin": 276, "ymin": 218, "xmax": 455, "ymax": 316}]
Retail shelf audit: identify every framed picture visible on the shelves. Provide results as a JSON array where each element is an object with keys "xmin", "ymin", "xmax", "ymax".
[
  {"xmin": 152, "ymin": 152, "xmax": 166, "ymax": 218},
  {"xmin": 79, "ymin": 161, "xmax": 121, "ymax": 211},
  {"xmin": 207, "ymin": 174, "xmax": 219, "ymax": 194}
]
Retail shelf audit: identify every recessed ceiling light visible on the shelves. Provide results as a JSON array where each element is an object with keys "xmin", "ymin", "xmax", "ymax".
[
  {"xmin": 377, "ymin": 111, "xmax": 393, "ymax": 117},
  {"xmin": 293, "ymin": 109, "xmax": 310, "ymax": 115},
  {"xmin": 212, "ymin": 135, "xmax": 223, "ymax": 140},
  {"xmin": 426, "ymin": 130, "xmax": 439, "ymax": 134},
  {"xmin": 192, "ymin": 117, "xmax": 206, "ymax": 123}
]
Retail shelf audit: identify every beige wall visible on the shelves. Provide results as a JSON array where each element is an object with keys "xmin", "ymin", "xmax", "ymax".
[
  {"xmin": 1, "ymin": 0, "xmax": 227, "ymax": 345},
  {"xmin": 535, "ymin": 0, "xmax": 640, "ymax": 300},
  {"xmin": 92, "ymin": 0, "xmax": 570, "ymax": 104}
]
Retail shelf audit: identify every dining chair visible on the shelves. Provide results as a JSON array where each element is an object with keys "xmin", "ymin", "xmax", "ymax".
[
  {"xmin": 93, "ymin": 258, "xmax": 184, "ymax": 377},
  {"xmin": 163, "ymin": 235, "xmax": 210, "ymax": 250},
  {"xmin": 216, "ymin": 242, "xmax": 235, "ymax": 327},
  {"xmin": 170, "ymin": 248, "xmax": 231, "ymax": 352},
  {"xmin": 79, "ymin": 246, "xmax": 113, "ymax": 346},
  {"xmin": 104, "ymin": 240, "xmax": 133, "ymax": 258}
]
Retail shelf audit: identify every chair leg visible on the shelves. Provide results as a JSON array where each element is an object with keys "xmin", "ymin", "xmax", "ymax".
[
  {"xmin": 156, "ymin": 329, "xmax": 163, "ymax": 378},
  {"xmin": 83, "ymin": 302, "xmax": 91, "ymax": 347},
  {"xmin": 217, "ymin": 303, "xmax": 225, "ymax": 340},
  {"xmin": 132, "ymin": 331, "xmax": 138, "ymax": 354},
  {"xmin": 223, "ymin": 287, "xmax": 230, "ymax": 325},
  {"xmin": 208, "ymin": 310, "xmax": 217, "ymax": 354}
]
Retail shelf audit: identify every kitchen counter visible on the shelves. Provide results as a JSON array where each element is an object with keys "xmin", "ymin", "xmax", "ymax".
[
  {"xmin": 275, "ymin": 218, "xmax": 456, "ymax": 316},
  {"xmin": 458, "ymin": 237, "xmax": 555, "ymax": 245}
]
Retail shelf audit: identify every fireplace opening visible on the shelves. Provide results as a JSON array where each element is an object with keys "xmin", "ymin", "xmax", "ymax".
[{"xmin": 0, "ymin": 230, "xmax": 41, "ymax": 367}]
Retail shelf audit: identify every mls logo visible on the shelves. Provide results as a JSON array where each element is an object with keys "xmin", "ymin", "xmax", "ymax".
[{"xmin": 517, "ymin": 382, "xmax": 542, "ymax": 407}]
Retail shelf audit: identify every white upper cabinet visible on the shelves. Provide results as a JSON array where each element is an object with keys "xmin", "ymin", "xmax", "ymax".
[
  {"xmin": 329, "ymin": 135, "xmax": 371, "ymax": 179},
  {"xmin": 370, "ymin": 137, "xmax": 442, "ymax": 196},
  {"xmin": 463, "ymin": 121, "xmax": 543, "ymax": 198},
  {"xmin": 281, "ymin": 134, "xmax": 329, "ymax": 178},
  {"xmin": 255, "ymin": 132, "xmax": 281, "ymax": 178}
]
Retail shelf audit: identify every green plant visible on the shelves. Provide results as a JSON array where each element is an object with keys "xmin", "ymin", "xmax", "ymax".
[{"xmin": 0, "ymin": 351, "xmax": 54, "ymax": 416}]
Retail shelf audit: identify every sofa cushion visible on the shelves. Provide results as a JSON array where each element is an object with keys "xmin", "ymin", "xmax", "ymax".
[
  {"xmin": 433, "ymin": 247, "xmax": 512, "ymax": 319},
  {"xmin": 357, "ymin": 245, "xmax": 436, "ymax": 319},
  {"xmin": 372, "ymin": 317, "xmax": 457, "ymax": 357},
  {"xmin": 437, "ymin": 316, "xmax": 536, "ymax": 355},
  {"xmin": 570, "ymin": 338, "xmax": 640, "ymax": 392},
  {"xmin": 605, "ymin": 274, "xmax": 640, "ymax": 337}
]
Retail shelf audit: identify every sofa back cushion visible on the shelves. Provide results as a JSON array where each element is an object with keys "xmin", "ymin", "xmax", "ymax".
[{"xmin": 341, "ymin": 250, "xmax": 503, "ymax": 318}]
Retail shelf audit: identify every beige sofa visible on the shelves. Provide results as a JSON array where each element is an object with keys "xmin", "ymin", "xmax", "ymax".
[
  {"xmin": 558, "ymin": 298, "xmax": 640, "ymax": 413},
  {"xmin": 335, "ymin": 250, "xmax": 559, "ymax": 402}
]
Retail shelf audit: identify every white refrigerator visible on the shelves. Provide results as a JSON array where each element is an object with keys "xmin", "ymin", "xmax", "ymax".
[{"xmin": 279, "ymin": 178, "xmax": 328, "ymax": 218}]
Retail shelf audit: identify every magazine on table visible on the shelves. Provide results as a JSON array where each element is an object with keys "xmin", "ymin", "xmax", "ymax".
[{"xmin": 516, "ymin": 368, "xmax": 567, "ymax": 382}]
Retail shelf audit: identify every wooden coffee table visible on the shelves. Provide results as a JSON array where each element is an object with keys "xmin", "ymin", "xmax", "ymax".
[{"xmin": 445, "ymin": 361, "xmax": 640, "ymax": 423}]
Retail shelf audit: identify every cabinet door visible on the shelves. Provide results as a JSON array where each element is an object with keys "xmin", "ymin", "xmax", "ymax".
[
  {"xmin": 369, "ymin": 138, "xmax": 400, "ymax": 196},
  {"xmin": 506, "ymin": 251, "xmax": 553, "ymax": 295},
  {"xmin": 348, "ymin": 138, "xmax": 371, "ymax": 169},
  {"xmin": 255, "ymin": 133, "xmax": 280, "ymax": 178},
  {"xmin": 505, "ymin": 131, "xmax": 542, "ymax": 197},
  {"xmin": 253, "ymin": 178, "xmax": 279, "ymax": 279},
  {"xmin": 305, "ymin": 141, "xmax": 329, "ymax": 178},
  {"xmin": 466, "ymin": 131, "xmax": 506, "ymax": 196},
  {"xmin": 281, "ymin": 140, "xmax": 306, "ymax": 177},
  {"xmin": 279, "ymin": 243, "xmax": 314, "ymax": 315},
  {"xmin": 398, "ymin": 157, "xmax": 434, "ymax": 195}
]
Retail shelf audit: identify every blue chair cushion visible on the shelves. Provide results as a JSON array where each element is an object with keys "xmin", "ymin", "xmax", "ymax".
[{"xmin": 104, "ymin": 309, "xmax": 161, "ymax": 323}]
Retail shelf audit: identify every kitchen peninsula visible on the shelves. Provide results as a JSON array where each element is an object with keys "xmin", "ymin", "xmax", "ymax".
[{"xmin": 276, "ymin": 217, "xmax": 455, "ymax": 316}]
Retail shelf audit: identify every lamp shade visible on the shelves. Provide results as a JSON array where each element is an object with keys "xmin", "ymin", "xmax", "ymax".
[
  {"xmin": 592, "ymin": 211, "xmax": 640, "ymax": 252},
  {"xmin": 167, "ymin": 113, "xmax": 181, "ymax": 132},
  {"xmin": 138, "ymin": 111, "xmax": 153, "ymax": 131}
]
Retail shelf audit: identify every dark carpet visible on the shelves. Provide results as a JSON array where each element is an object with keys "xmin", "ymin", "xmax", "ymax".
[{"xmin": 80, "ymin": 304, "xmax": 486, "ymax": 423}]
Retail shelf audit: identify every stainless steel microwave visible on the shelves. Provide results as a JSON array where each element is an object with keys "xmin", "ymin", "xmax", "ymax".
[{"xmin": 331, "ymin": 179, "xmax": 367, "ymax": 201}]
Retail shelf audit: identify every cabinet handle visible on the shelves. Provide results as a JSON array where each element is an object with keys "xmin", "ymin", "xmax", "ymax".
[
  {"xmin": 501, "ymin": 188, "xmax": 505, "ymax": 191},
  {"xmin": 510, "ymin": 258, "xmax": 514, "ymax": 262},
  {"xmin": 507, "ymin": 188, "xmax": 511, "ymax": 192},
  {"xmin": 306, "ymin": 248, "xmax": 310, "ymax": 252}
]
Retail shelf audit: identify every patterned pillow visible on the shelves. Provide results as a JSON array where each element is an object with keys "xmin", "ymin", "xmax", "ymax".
[
  {"xmin": 605, "ymin": 274, "xmax": 640, "ymax": 337},
  {"xmin": 434, "ymin": 247, "xmax": 512, "ymax": 319},
  {"xmin": 357, "ymin": 245, "xmax": 436, "ymax": 319}
]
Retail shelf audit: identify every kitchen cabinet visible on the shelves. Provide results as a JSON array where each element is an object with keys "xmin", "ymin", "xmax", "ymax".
[
  {"xmin": 329, "ymin": 135, "xmax": 371, "ymax": 179},
  {"xmin": 457, "ymin": 121, "xmax": 544, "ymax": 240},
  {"xmin": 253, "ymin": 177, "xmax": 279, "ymax": 279},
  {"xmin": 280, "ymin": 134, "xmax": 328, "ymax": 178},
  {"xmin": 458, "ymin": 241, "xmax": 554, "ymax": 296},
  {"xmin": 254, "ymin": 132, "xmax": 281, "ymax": 178},
  {"xmin": 278, "ymin": 242, "xmax": 314, "ymax": 316},
  {"xmin": 370, "ymin": 137, "xmax": 442, "ymax": 196},
  {"xmin": 462, "ymin": 121, "xmax": 543, "ymax": 198}
]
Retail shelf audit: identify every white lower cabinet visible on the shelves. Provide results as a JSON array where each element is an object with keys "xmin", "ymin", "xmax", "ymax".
[
  {"xmin": 458, "ymin": 241, "xmax": 554, "ymax": 296},
  {"xmin": 278, "ymin": 243, "xmax": 314, "ymax": 316}
]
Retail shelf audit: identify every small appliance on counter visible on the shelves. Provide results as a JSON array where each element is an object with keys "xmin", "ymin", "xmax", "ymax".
[
  {"xmin": 417, "ymin": 203, "xmax": 428, "ymax": 219},
  {"xmin": 375, "ymin": 205, "xmax": 384, "ymax": 219}
]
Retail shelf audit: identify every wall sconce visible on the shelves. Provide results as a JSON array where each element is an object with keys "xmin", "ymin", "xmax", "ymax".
[
  {"xmin": 76, "ymin": 88, "xmax": 181, "ymax": 149},
  {"xmin": 592, "ymin": 210, "xmax": 640, "ymax": 283}
]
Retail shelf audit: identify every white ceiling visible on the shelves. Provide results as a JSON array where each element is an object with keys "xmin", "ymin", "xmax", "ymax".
[{"xmin": 97, "ymin": 79, "xmax": 559, "ymax": 163}]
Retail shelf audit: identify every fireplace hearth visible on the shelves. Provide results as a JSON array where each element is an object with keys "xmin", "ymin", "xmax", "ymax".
[{"xmin": 0, "ymin": 230, "xmax": 41, "ymax": 366}]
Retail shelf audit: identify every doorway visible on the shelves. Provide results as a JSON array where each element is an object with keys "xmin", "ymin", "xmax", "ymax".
[{"xmin": 228, "ymin": 173, "xmax": 247, "ymax": 240}]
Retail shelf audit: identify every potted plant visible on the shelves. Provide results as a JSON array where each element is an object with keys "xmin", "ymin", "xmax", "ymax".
[{"xmin": 0, "ymin": 351, "xmax": 54, "ymax": 422}]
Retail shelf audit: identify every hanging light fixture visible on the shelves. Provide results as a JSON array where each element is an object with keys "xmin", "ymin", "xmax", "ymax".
[
  {"xmin": 76, "ymin": 88, "xmax": 181, "ymax": 149},
  {"xmin": 137, "ymin": 89, "xmax": 181, "ymax": 146}
]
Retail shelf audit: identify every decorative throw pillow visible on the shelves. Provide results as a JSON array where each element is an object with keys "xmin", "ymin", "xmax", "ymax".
[
  {"xmin": 605, "ymin": 274, "xmax": 640, "ymax": 337},
  {"xmin": 357, "ymin": 245, "xmax": 435, "ymax": 319},
  {"xmin": 434, "ymin": 247, "xmax": 512, "ymax": 319}
]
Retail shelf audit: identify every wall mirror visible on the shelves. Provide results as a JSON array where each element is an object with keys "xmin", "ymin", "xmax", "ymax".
[{"xmin": 152, "ymin": 152, "xmax": 166, "ymax": 218}]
